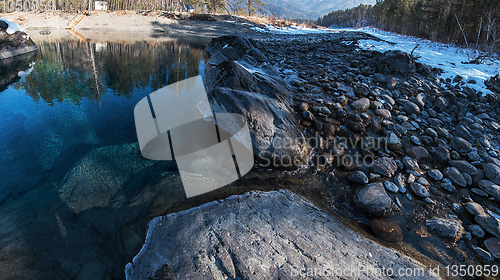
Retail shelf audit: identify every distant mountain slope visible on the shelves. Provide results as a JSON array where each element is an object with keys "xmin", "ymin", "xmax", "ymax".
[{"xmin": 228, "ymin": 0, "xmax": 376, "ymax": 19}]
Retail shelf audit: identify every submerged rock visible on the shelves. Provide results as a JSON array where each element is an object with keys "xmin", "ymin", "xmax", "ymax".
[
  {"xmin": 369, "ymin": 217, "xmax": 403, "ymax": 243},
  {"xmin": 126, "ymin": 190, "xmax": 436, "ymax": 280},
  {"xmin": 354, "ymin": 182, "xmax": 395, "ymax": 216}
]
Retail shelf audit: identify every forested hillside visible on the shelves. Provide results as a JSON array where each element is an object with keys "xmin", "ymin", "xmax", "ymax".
[
  {"xmin": 55, "ymin": 0, "xmax": 375, "ymax": 19},
  {"xmin": 318, "ymin": 0, "xmax": 500, "ymax": 52}
]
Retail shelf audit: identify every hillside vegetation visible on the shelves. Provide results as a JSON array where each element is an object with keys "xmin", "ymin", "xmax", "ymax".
[
  {"xmin": 318, "ymin": 0, "xmax": 500, "ymax": 55},
  {"xmin": 54, "ymin": 0, "xmax": 375, "ymax": 19}
]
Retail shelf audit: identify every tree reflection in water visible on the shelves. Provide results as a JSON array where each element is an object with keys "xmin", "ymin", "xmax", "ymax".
[{"xmin": 14, "ymin": 36, "xmax": 208, "ymax": 106}]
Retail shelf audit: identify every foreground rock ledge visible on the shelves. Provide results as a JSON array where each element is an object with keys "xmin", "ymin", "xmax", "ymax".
[{"xmin": 125, "ymin": 190, "xmax": 440, "ymax": 280}]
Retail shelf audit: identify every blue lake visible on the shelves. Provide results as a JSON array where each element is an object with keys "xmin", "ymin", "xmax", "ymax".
[{"xmin": 0, "ymin": 32, "xmax": 210, "ymax": 206}]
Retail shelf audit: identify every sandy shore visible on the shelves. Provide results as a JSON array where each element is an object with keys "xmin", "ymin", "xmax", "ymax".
[{"xmin": 0, "ymin": 10, "xmax": 263, "ymax": 37}]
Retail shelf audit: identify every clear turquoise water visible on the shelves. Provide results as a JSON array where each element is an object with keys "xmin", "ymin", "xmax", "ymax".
[{"xmin": 0, "ymin": 33, "xmax": 210, "ymax": 206}]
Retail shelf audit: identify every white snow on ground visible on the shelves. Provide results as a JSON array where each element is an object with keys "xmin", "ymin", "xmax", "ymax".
[
  {"xmin": 338, "ymin": 27, "xmax": 500, "ymax": 96},
  {"xmin": 0, "ymin": 19, "xmax": 27, "ymax": 36},
  {"xmin": 251, "ymin": 24, "xmax": 337, "ymax": 35},
  {"xmin": 251, "ymin": 24, "xmax": 499, "ymax": 95}
]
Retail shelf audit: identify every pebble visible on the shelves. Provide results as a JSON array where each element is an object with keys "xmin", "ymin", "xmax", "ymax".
[
  {"xmin": 403, "ymin": 157, "xmax": 419, "ymax": 171},
  {"xmin": 468, "ymin": 224, "xmax": 485, "ymax": 238},
  {"xmin": 410, "ymin": 135, "xmax": 421, "ymax": 145},
  {"xmin": 484, "ymin": 163, "xmax": 500, "ymax": 185},
  {"xmin": 302, "ymin": 111, "xmax": 314, "ymax": 121},
  {"xmin": 351, "ymin": 98, "xmax": 370, "ymax": 111},
  {"xmin": 471, "ymin": 188, "xmax": 488, "ymax": 197},
  {"xmin": 425, "ymin": 217, "xmax": 464, "ymax": 242},
  {"xmin": 371, "ymin": 101, "xmax": 383, "ymax": 110},
  {"xmin": 417, "ymin": 177, "xmax": 429, "ymax": 186},
  {"xmin": 375, "ymin": 109, "xmax": 392, "ymax": 118},
  {"xmin": 428, "ymin": 170, "xmax": 443, "ymax": 181},
  {"xmin": 314, "ymin": 106, "xmax": 331, "ymax": 117},
  {"xmin": 410, "ymin": 182, "xmax": 430, "ymax": 198},
  {"xmin": 348, "ymin": 171, "xmax": 369, "ymax": 184},
  {"xmin": 384, "ymin": 181, "xmax": 399, "ymax": 193},
  {"xmin": 441, "ymin": 183, "xmax": 456, "ymax": 192},
  {"xmin": 394, "ymin": 173, "xmax": 406, "ymax": 193},
  {"xmin": 396, "ymin": 115, "xmax": 409, "ymax": 122},
  {"xmin": 424, "ymin": 197, "xmax": 435, "ymax": 204},
  {"xmin": 475, "ymin": 215, "xmax": 500, "ymax": 238},
  {"xmin": 395, "ymin": 197, "xmax": 402, "ymax": 208},
  {"xmin": 451, "ymin": 137, "xmax": 472, "ymax": 153},
  {"xmin": 444, "ymin": 167, "xmax": 467, "ymax": 187},
  {"xmin": 464, "ymin": 202, "xmax": 486, "ymax": 216},
  {"xmin": 404, "ymin": 101, "xmax": 421, "ymax": 115},
  {"xmin": 371, "ymin": 157, "xmax": 398, "ymax": 178},
  {"xmin": 449, "ymin": 160, "xmax": 478, "ymax": 175},
  {"xmin": 484, "ymin": 238, "xmax": 500, "ymax": 258},
  {"xmin": 470, "ymin": 245, "xmax": 493, "ymax": 262},
  {"xmin": 407, "ymin": 174, "xmax": 415, "ymax": 183},
  {"xmin": 477, "ymin": 180, "xmax": 500, "ymax": 199}
]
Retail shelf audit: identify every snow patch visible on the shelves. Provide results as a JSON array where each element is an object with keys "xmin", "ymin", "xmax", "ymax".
[
  {"xmin": 0, "ymin": 19, "xmax": 27, "ymax": 37},
  {"xmin": 335, "ymin": 27, "xmax": 500, "ymax": 96},
  {"xmin": 251, "ymin": 24, "xmax": 337, "ymax": 35}
]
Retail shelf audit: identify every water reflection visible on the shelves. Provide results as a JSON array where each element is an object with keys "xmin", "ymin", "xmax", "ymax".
[
  {"xmin": 0, "ymin": 31, "xmax": 209, "ymax": 206},
  {"xmin": 13, "ymin": 34, "xmax": 209, "ymax": 105},
  {"xmin": 0, "ymin": 51, "xmax": 37, "ymax": 92}
]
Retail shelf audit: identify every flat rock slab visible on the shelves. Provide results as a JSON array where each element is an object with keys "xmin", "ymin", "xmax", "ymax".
[{"xmin": 126, "ymin": 190, "xmax": 440, "ymax": 280}]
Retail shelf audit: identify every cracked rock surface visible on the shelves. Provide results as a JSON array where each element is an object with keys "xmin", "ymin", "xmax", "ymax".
[{"xmin": 126, "ymin": 190, "xmax": 440, "ymax": 280}]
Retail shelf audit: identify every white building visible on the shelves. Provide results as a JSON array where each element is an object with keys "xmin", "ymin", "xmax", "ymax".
[{"xmin": 94, "ymin": 1, "xmax": 108, "ymax": 10}]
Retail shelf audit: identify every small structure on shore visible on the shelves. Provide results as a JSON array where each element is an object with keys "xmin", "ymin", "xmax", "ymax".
[{"xmin": 94, "ymin": 1, "xmax": 108, "ymax": 10}]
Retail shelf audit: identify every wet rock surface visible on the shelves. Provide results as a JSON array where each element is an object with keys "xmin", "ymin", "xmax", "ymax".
[
  {"xmin": 126, "ymin": 190, "xmax": 438, "ymax": 280},
  {"xmin": 369, "ymin": 217, "xmax": 404, "ymax": 243}
]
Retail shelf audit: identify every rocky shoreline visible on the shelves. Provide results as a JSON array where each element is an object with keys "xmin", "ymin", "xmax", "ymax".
[
  {"xmin": 1, "ymin": 29, "xmax": 500, "ymax": 279},
  {"xmin": 129, "ymin": 32, "xmax": 500, "ymax": 279},
  {"xmin": 253, "ymin": 32, "xmax": 500, "ymax": 272}
]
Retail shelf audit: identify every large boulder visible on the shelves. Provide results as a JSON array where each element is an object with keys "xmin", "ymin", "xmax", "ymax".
[
  {"xmin": 0, "ymin": 19, "xmax": 37, "ymax": 59},
  {"xmin": 205, "ymin": 36, "xmax": 309, "ymax": 166},
  {"xmin": 377, "ymin": 50, "xmax": 416, "ymax": 75},
  {"xmin": 126, "ymin": 190, "xmax": 438, "ymax": 280}
]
